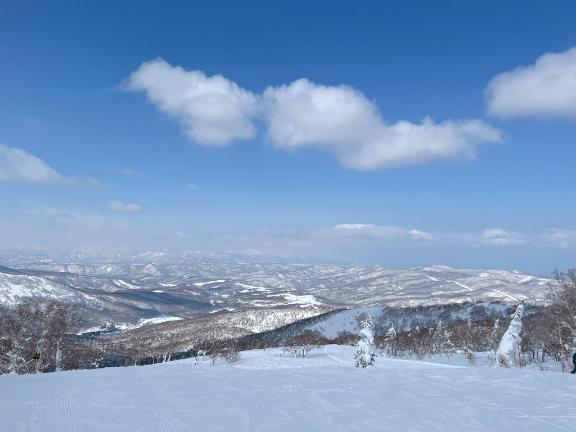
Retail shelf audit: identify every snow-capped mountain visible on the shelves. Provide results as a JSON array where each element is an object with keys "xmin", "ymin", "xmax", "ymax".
[{"xmin": 0, "ymin": 251, "xmax": 552, "ymax": 323}]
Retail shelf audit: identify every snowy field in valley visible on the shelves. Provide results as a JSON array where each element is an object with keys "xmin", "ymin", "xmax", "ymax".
[{"xmin": 0, "ymin": 345, "xmax": 575, "ymax": 432}]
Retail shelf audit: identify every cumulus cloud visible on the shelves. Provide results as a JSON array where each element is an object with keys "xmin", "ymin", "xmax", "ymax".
[
  {"xmin": 486, "ymin": 47, "xmax": 576, "ymax": 119},
  {"xmin": 264, "ymin": 79, "xmax": 502, "ymax": 169},
  {"xmin": 127, "ymin": 62, "xmax": 502, "ymax": 169},
  {"xmin": 108, "ymin": 201, "xmax": 142, "ymax": 213},
  {"xmin": 126, "ymin": 59, "xmax": 260, "ymax": 146},
  {"xmin": 0, "ymin": 143, "xmax": 67, "ymax": 184}
]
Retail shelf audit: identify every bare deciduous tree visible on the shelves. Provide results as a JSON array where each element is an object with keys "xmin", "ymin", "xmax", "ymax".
[
  {"xmin": 283, "ymin": 330, "xmax": 324, "ymax": 358},
  {"xmin": 547, "ymin": 270, "xmax": 576, "ymax": 371},
  {"xmin": 0, "ymin": 300, "xmax": 80, "ymax": 375}
]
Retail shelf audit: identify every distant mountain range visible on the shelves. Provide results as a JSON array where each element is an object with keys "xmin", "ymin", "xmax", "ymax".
[{"xmin": 0, "ymin": 251, "xmax": 551, "ymax": 325}]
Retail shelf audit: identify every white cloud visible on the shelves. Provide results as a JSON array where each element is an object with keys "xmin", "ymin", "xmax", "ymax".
[
  {"xmin": 127, "ymin": 63, "xmax": 502, "ymax": 169},
  {"xmin": 486, "ymin": 47, "xmax": 576, "ymax": 119},
  {"xmin": 331, "ymin": 224, "xmax": 433, "ymax": 240},
  {"xmin": 0, "ymin": 143, "xmax": 100, "ymax": 186},
  {"xmin": 27, "ymin": 208, "xmax": 76, "ymax": 219},
  {"xmin": 263, "ymin": 79, "xmax": 502, "ymax": 169},
  {"xmin": 333, "ymin": 224, "xmax": 379, "ymax": 232},
  {"xmin": 126, "ymin": 59, "xmax": 260, "ymax": 146},
  {"xmin": 108, "ymin": 201, "xmax": 142, "ymax": 213},
  {"xmin": 186, "ymin": 183, "xmax": 199, "ymax": 191},
  {"xmin": 480, "ymin": 228, "xmax": 525, "ymax": 246},
  {"xmin": 0, "ymin": 143, "xmax": 67, "ymax": 184}
]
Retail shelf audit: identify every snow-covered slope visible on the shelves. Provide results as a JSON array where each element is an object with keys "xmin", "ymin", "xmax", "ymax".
[
  {"xmin": 0, "ymin": 345, "xmax": 573, "ymax": 431},
  {"xmin": 0, "ymin": 269, "xmax": 87, "ymax": 305},
  {"xmin": 98, "ymin": 306, "xmax": 333, "ymax": 355}
]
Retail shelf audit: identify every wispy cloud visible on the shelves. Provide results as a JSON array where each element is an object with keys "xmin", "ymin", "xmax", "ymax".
[
  {"xmin": 28, "ymin": 208, "xmax": 76, "ymax": 219},
  {"xmin": 539, "ymin": 229, "xmax": 576, "ymax": 248},
  {"xmin": 479, "ymin": 228, "xmax": 526, "ymax": 246},
  {"xmin": 0, "ymin": 143, "xmax": 100, "ymax": 186},
  {"xmin": 0, "ymin": 143, "xmax": 68, "ymax": 184},
  {"xmin": 329, "ymin": 224, "xmax": 433, "ymax": 241}
]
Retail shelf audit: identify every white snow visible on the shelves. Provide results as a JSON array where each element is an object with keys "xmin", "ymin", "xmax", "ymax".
[
  {"xmin": 451, "ymin": 280, "xmax": 473, "ymax": 291},
  {"xmin": 0, "ymin": 273, "xmax": 85, "ymax": 305},
  {"xmin": 489, "ymin": 289, "xmax": 519, "ymax": 302},
  {"xmin": 518, "ymin": 276, "xmax": 535, "ymax": 284},
  {"xmin": 118, "ymin": 316, "xmax": 183, "ymax": 331},
  {"xmin": 0, "ymin": 345, "xmax": 574, "ymax": 431},
  {"xmin": 77, "ymin": 316, "xmax": 183, "ymax": 334},
  {"xmin": 234, "ymin": 282, "xmax": 270, "ymax": 292},
  {"xmin": 267, "ymin": 292, "xmax": 322, "ymax": 307},
  {"xmin": 113, "ymin": 279, "xmax": 138, "ymax": 289},
  {"xmin": 193, "ymin": 279, "xmax": 226, "ymax": 287},
  {"xmin": 310, "ymin": 307, "xmax": 384, "ymax": 339}
]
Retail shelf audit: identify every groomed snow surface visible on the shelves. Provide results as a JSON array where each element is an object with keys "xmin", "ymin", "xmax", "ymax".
[{"xmin": 1, "ymin": 345, "xmax": 575, "ymax": 432}]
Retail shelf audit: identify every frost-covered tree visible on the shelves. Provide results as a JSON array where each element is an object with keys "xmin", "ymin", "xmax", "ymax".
[
  {"xmin": 383, "ymin": 325, "xmax": 397, "ymax": 357},
  {"xmin": 490, "ymin": 319, "xmax": 501, "ymax": 352},
  {"xmin": 432, "ymin": 321, "xmax": 454, "ymax": 355},
  {"xmin": 355, "ymin": 315, "xmax": 376, "ymax": 368},
  {"xmin": 55, "ymin": 342, "xmax": 63, "ymax": 372},
  {"xmin": 496, "ymin": 303, "xmax": 524, "ymax": 368}
]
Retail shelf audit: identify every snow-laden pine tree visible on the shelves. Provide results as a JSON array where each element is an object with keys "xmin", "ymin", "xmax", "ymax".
[
  {"xmin": 355, "ymin": 315, "xmax": 376, "ymax": 368},
  {"xmin": 496, "ymin": 303, "xmax": 524, "ymax": 368}
]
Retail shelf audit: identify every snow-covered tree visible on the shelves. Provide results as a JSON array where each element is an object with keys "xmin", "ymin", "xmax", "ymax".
[
  {"xmin": 432, "ymin": 321, "xmax": 454, "ymax": 354},
  {"xmin": 496, "ymin": 303, "xmax": 524, "ymax": 368},
  {"xmin": 490, "ymin": 319, "xmax": 501, "ymax": 352},
  {"xmin": 355, "ymin": 315, "xmax": 376, "ymax": 368},
  {"xmin": 383, "ymin": 325, "xmax": 397, "ymax": 357},
  {"xmin": 55, "ymin": 341, "xmax": 62, "ymax": 372}
]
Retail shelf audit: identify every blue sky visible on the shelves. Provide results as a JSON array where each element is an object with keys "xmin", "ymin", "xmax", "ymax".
[{"xmin": 0, "ymin": 0, "xmax": 575, "ymax": 274}]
